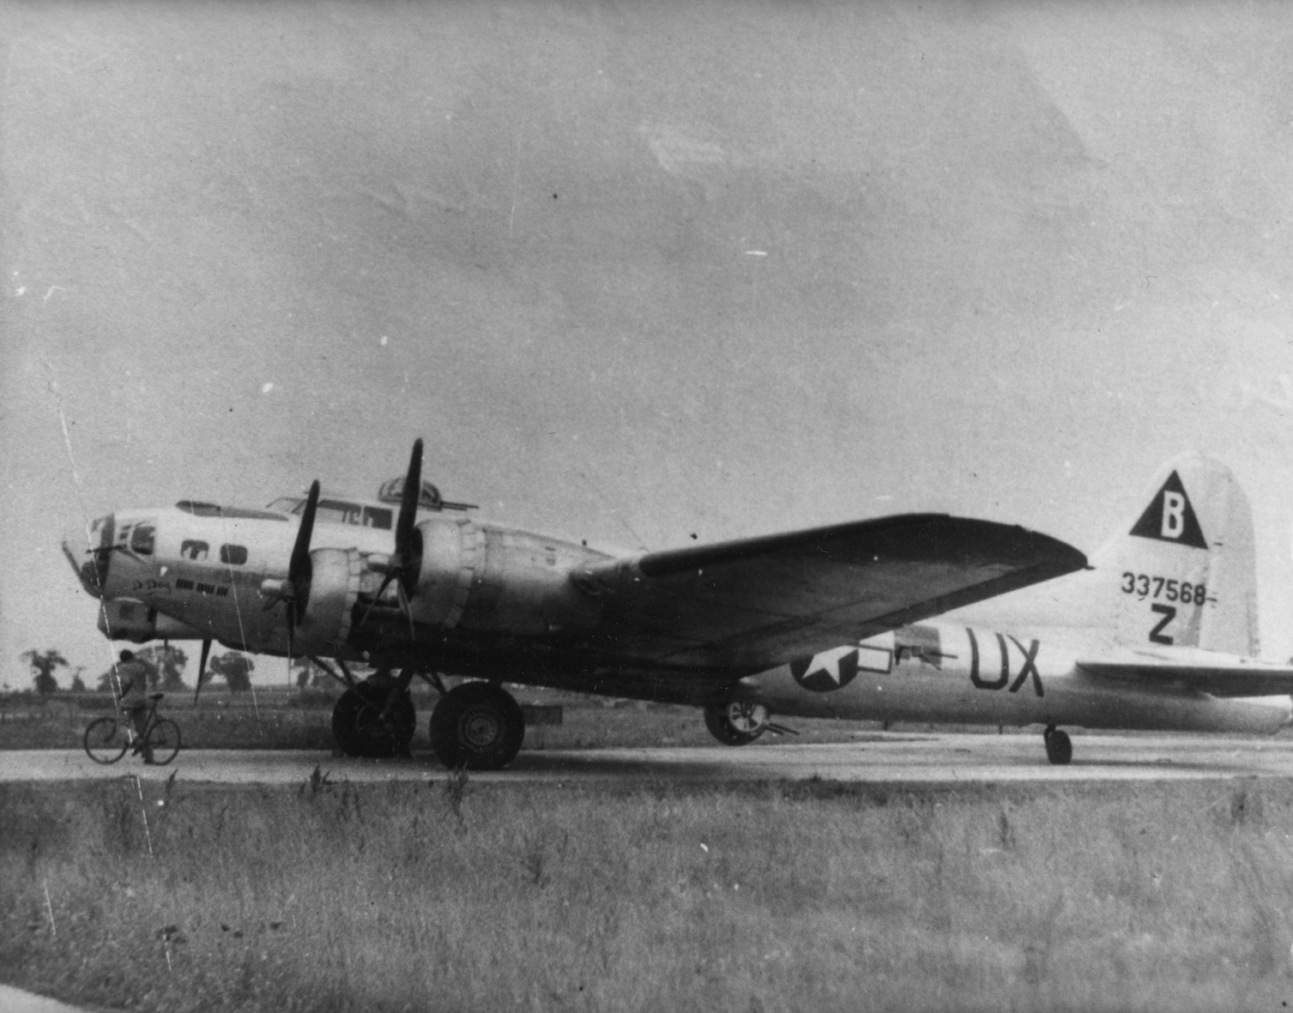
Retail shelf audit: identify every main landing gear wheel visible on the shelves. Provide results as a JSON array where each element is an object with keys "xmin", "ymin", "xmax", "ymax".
[
  {"xmin": 704, "ymin": 700, "xmax": 770, "ymax": 746},
  {"xmin": 429, "ymin": 682, "xmax": 525, "ymax": 771},
  {"xmin": 1043, "ymin": 725, "xmax": 1072, "ymax": 766},
  {"xmin": 332, "ymin": 681, "xmax": 416, "ymax": 758}
]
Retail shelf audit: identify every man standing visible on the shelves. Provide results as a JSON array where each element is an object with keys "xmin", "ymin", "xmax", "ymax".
[{"xmin": 112, "ymin": 650, "xmax": 154, "ymax": 762}]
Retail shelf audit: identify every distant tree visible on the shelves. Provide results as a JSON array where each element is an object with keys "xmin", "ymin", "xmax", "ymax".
[
  {"xmin": 21, "ymin": 650, "xmax": 68, "ymax": 695},
  {"xmin": 209, "ymin": 652, "xmax": 254, "ymax": 693},
  {"xmin": 70, "ymin": 667, "xmax": 88, "ymax": 693},
  {"xmin": 137, "ymin": 644, "xmax": 188, "ymax": 691}
]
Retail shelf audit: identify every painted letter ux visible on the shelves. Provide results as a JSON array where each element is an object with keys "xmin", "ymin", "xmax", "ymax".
[
  {"xmin": 1006, "ymin": 636, "xmax": 1043, "ymax": 697},
  {"xmin": 967, "ymin": 630, "xmax": 1044, "ymax": 697}
]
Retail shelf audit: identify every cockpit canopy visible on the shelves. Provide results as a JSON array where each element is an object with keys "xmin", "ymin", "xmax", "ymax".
[
  {"xmin": 175, "ymin": 476, "xmax": 474, "ymax": 534},
  {"xmin": 266, "ymin": 475, "xmax": 476, "ymax": 528},
  {"xmin": 264, "ymin": 496, "xmax": 395, "ymax": 530}
]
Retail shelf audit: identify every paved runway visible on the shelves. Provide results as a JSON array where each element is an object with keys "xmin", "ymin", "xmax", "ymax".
[{"xmin": 6, "ymin": 732, "xmax": 1293, "ymax": 785}]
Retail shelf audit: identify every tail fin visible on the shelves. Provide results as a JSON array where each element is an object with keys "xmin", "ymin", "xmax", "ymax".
[{"xmin": 1091, "ymin": 453, "xmax": 1258, "ymax": 655}]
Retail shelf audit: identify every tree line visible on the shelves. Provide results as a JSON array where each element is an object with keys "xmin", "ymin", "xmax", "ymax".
[{"xmin": 17, "ymin": 647, "xmax": 256, "ymax": 695}]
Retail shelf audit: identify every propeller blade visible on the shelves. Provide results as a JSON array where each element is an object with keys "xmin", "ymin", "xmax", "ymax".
[
  {"xmin": 396, "ymin": 581, "xmax": 415, "ymax": 642},
  {"xmin": 359, "ymin": 571, "xmax": 398, "ymax": 629},
  {"xmin": 278, "ymin": 480, "xmax": 320, "ymax": 657},
  {"xmin": 357, "ymin": 440, "xmax": 424, "ymax": 633},
  {"xmin": 394, "ymin": 439, "xmax": 423, "ymax": 566},
  {"xmin": 288, "ymin": 481, "xmax": 321, "ymax": 599},
  {"xmin": 192, "ymin": 637, "xmax": 212, "ymax": 705}
]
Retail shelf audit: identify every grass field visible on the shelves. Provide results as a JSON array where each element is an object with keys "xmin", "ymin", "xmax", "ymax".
[{"xmin": 5, "ymin": 775, "xmax": 1293, "ymax": 1012}]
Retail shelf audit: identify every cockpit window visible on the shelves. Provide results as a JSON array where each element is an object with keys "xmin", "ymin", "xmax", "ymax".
[
  {"xmin": 181, "ymin": 540, "xmax": 209, "ymax": 561},
  {"xmin": 270, "ymin": 497, "xmax": 392, "ymax": 530},
  {"xmin": 362, "ymin": 506, "xmax": 392, "ymax": 530},
  {"xmin": 220, "ymin": 544, "xmax": 248, "ymax": 565},
  {"xmin": 317, "ymin": 499, "xmax": 362, "ymax": 526},
  {"xmin": 130, "ymin": 523, "xmax": 155, "ymax": 555}
]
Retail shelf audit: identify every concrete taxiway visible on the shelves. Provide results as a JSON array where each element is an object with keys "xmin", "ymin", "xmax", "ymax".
[{"xmin": 5, "ymin": 732, "xmax": 1293, "ymax": 784}]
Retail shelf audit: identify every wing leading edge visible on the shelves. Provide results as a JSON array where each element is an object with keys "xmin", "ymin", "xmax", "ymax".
[{"xmin": 579, "ymin": 513, "xmax": 1087, "ymax": 671}]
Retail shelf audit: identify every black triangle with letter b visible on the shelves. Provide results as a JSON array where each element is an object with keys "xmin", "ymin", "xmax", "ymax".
[{"xmin": 1129, "ymin": 471, "xmax": 1207, "ymax": 549}]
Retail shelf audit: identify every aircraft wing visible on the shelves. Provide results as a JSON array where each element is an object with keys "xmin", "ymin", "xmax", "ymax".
[
  {"xmin": 578, "ymin": 513, "xmax": 1086, "ymax": 671},
  {"xmin": 1079, "ymin": 650, "xmax": 1293, "ymax": 697}
]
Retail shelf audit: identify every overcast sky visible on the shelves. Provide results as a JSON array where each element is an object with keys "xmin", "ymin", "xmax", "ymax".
[{"xmin": 4, "ymin": 1, "xmax": 1293, "ymax": 688}]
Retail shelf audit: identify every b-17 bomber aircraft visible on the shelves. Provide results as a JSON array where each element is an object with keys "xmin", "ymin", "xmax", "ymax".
[
  {"xmin": 64, "ymin": 442, "xmax": 1293, "ymax": 768},
  {"xmin": 62, "ymin": 439, "xmax": 1087, "ymax": 768}
]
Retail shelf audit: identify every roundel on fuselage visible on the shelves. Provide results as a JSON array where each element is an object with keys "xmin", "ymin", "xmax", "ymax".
[{"xmin": 789, "ymin": 646, "xmax": 860, "ymax": 693}]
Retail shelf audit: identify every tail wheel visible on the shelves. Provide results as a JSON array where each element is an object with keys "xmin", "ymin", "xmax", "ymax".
[
  {"xmin": 146, "ymin": 719, "xmax": 182, "ymax": 766},
  {"xmin": 429, "ymin": 682, "xmax": 524, "ymax": 771},
  {"xmin": 704, "ymin": 700, "xmax": 770, "ymax": 746},
  {"xmin": 332, "ymin": 682, "xmax": 416, "ymax": 758},
  {"xmin": 1043, "ymin": 726, "xmax": 1072, "ymax": 765},
  {"xmin": 84, "ymin": 717, "xmax": 129, "ymax": 764}
]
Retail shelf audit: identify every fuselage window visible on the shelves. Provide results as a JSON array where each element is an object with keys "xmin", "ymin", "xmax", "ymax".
[
  {"xmin": 130, "ymin": 523, "xmax": 155, "ymax": 555},
  {"xmin": 220, "ymin": 544, "xmax": 248, "ymax": 565},
  {"xmin": 182, "ymin": 540, "xmax": 210, "ymax": 561}
]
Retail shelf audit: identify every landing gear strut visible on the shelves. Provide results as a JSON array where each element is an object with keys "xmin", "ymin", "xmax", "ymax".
[
  {"xmin": 332, "ymin": 680, "xmax": 416, "ymax": 758},
  {"xmin": 429, "ymin": 681, "xmax": 525, "ymax": 770},
  {"xmin": 1043, "ymin": 725, "xmax": 1072, "ymax": 766},
  {"xmin": 704, "ymin": 699, "xmax": 770, "ymax": 746}
]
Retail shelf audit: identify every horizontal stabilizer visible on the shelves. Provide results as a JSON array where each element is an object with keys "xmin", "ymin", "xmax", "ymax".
[{"xmin": 1079, "ymin": 649, "xmax": 1293, "ymax": 698}]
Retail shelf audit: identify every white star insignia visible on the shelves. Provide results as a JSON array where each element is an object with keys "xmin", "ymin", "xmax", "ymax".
[{"xmin": 802, "ymin": 646, "xmax": 858, "ymax": 685}]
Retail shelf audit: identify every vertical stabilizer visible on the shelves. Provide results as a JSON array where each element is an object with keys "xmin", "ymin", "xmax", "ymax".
[{"xmin": 1090, "ymin": 454, "xmax": 1258, "ymax": 656}]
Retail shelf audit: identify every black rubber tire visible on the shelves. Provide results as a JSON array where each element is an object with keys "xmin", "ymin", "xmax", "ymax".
[
  {"xmin": 1044, "ymin": 727, "xmax": 1073, "ymax": 766},
  {"xmin": 84, "ymin": 717, "xmax": 129, "ymax": 764},
  {"xmin": 146, "ymin": 719, "xmax": 182, "ymax": 765},
  {"xmin": 332, "ymin": 682, "xmax": 416, "ymax": 758},
  {"xmin": 429, "ymin": 682, "xmax": 525, "ymax": 771},
  {"xmin": 703, "ymin": 701, "xmax": 767, "ymax": 747}
]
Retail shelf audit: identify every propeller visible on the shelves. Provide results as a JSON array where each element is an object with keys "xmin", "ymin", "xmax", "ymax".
[
  {"xmin": 360, "ymin": 439, "xmax": 423, "ymax": 638},
  {"xmin": 261, "ymin": 480, "xmax": 321, "ymax": 660},
  {"xmin": 192, "ymin": 637, "xmax": 212, "ymax": 705}
]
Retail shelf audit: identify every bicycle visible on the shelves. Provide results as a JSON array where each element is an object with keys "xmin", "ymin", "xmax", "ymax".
[{"xmin": 83, "ymin": 693, "xmax": 182, "ymax": 766}]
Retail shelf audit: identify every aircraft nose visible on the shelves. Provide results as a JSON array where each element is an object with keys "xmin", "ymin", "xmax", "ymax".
[{"xmin": 62, "ymin": 514, "xmax": 114, "ymax": 598}]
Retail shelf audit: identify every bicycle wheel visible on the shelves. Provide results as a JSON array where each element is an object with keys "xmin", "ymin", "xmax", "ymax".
[
  {"xmin": 84, "ymin": 717, "xmax": 129, "ymax": 764},
  {"xmin": 146, "ymin": 719, "xmax": 182, "ymax": 765}
]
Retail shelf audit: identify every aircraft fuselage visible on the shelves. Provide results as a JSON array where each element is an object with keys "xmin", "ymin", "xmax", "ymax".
[
  {"xmin": 744, "ymin": 623, "xmax": 1293, "ymax": 735},
  {"xmin": 73, "ymin": 505, "xmax": 611, "ymax": 666}
]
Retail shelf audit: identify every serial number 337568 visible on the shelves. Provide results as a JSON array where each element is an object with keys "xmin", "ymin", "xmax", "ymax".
[{"xmin": 1120, "ymin": 573, "xmax": 1208, "ymax": 604}]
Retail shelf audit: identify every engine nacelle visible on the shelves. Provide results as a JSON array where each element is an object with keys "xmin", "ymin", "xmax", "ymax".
[
  {"xmin": 293, "ymin": 548, "xmax": 363, "ymax": 655},
  {"xmin": 98, "ymin": 599, "xmax": 207, "ymax": 643},
  {"xmin": 409, "ymin": 517, "xmax": 605, "ymax": 634}
]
